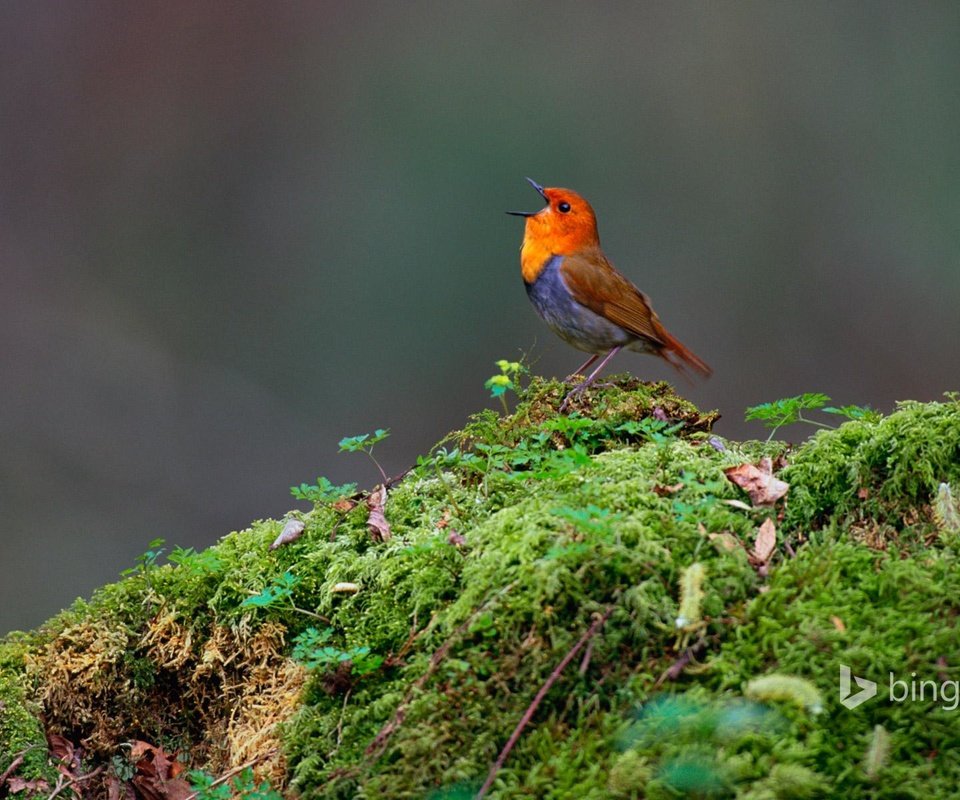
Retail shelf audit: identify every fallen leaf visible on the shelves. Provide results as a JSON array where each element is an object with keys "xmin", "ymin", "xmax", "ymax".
[
  {"xmin": 332, "ymin": 498, "xmax": 357, "ymax": 514},
  {"xmin": 366, "ymin": 484, "xmax": 392, "ymax": 542},
  {"xmin": 448, "ymin": 530, "xmax": 466, "ymax": 546},
  {"xmin": 708, "ymin": 532, "xmax": 740, "ymax": 552},
  {"xmin": 830, "ymin": 615, "xmax": 846, "ymax": 632},
  {"xmin": 724, "ymin": 457, "xmax": 789, "ymax": 506},
  {"xmin": 6, "ymin": 777, "xmax": 49, "ymax": 794},
  {"xmin": 722, "ymin": 499, "xmax": 754, "ymax": 511},
  {"xmin": 858, "ymin": 487, "xmax": 870, "ymax": 500},
  {"xmin": 270, "ymin": 517, "xmax": 305, "ymax": 550},
  {"xmin": 130, "ymin": 741, "xmax": 192, "ymax": 800},
  {"xmin": 653, "ymin": 482, "xmax": 684, "ymax": 496},
  {"xmin": 132, "ymin": 775, "xmax": 193, "ymax": 800},
  {"xmin": 47, "ymin": 733, "xmax": 75, "ymax": 766},
  {"xmin": 752, "ymin": 518, "xmax": 777, "ymax": 564}
]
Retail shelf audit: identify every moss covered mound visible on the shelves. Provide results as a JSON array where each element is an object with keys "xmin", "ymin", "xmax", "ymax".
[{"xmin": 2, "ymin": 379, "xmax": 959, "ymax": 798}]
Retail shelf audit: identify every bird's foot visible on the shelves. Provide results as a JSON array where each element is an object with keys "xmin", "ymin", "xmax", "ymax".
[
  {"xmin": 558, "ymin": 386, "xmax": 582, "ymax": 413},
  {"xmin": 559, "ymin": 380, "xmax": 615, "ymax": 412}
]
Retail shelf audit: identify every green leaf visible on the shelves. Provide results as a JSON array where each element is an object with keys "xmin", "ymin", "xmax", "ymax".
[
  {"xmin": 338, "ymin": 433, "xmax": 370, "ymax": 452},
  {"xmin": 823, "ymin": 404, "xmax": 881, "ymax": 422},
  {"xmin": 745, "ymin": 393, "xmax": 831, "ymax": 428}
]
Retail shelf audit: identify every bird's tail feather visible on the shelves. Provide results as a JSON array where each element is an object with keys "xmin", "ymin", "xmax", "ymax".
[{"xmin": 660, "ymin": 331, "xmax": 712, "ymax": 380}]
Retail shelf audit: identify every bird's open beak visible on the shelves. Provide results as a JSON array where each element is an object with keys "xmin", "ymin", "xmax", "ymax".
[{"xmin": 506, "ymin": 177, "xmax": 548, "ymax": 216}]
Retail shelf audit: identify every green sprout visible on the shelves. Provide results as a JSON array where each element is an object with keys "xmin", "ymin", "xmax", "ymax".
[
  {"xmin": 339, "ymin": 428, "xmax": 391, "ymax": 484},
  {"xmin": 745, "ymin": 393, "xmax": 878, "ymax": 441},
  {"xmin": 484, "ymin": 359, "xmax": 526, "ymax": 414}
]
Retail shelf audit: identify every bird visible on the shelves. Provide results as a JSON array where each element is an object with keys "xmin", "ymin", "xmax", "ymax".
[{"xmin": 507, "ymin": 178, "xmax": 711, "ymax": 410}]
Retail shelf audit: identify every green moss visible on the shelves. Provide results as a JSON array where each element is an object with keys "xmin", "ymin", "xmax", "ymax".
[
  {"xmin": 0, "ymin": 639, "xmax": 51, "ymax": 782},
  {"xmin": 2, "ymin": 378, "xmax": 959, "ymax": 798}
]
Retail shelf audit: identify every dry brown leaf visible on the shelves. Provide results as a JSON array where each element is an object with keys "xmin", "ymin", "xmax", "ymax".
[
  {"xmin": 332, "ymin": 498, "xmax": 357, "ymax": 514},
  {"xmin": 6, "ymin": 777, "xmax": 49, "ymax": 794},
  {"xmin": 131, "ymin": 775, "xmax": 193, "ymax": 800},
  {"xmin": 366, "ymin": 484, "xmax": 392, "ymax": 542},
  {"xmin": 653, "ymin": 482, "xmax": 684, "ymax": 496},
  {"xmin": 753, "ymin": 518, "xmax": 777, "ymax": 564},
  {"xmin": 724, "ymin": 457, "xmax": 789, "ymax": 506},
  {"xmin": 47, "ymin": 732, "xmax": 76, "ymax": 767},
  {"xmin": 830, "ymin": 615, "xmax": 846, "ymax": 632},
  {"xmin": 130, "ymin": 740, "xmax": 192, "ymax": 800},
  {"xmin": 270, "ymin": 517, "xmax": 305, "ymax": 550}
]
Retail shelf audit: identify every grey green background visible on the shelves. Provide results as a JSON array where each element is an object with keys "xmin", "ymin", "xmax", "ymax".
[{"xmin": 2, "ymin": 2, "xmax": 959, "ymax": 633}]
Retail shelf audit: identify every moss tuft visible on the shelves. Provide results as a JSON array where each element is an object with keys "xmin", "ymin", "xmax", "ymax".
[{"xmin": 2, "ymin": 378, "xmax": 959, "ymax": 798}]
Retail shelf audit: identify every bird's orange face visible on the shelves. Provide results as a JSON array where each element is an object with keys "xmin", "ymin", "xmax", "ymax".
[
  {"xmin": 528, "ymin": 188, "xmax": 599, "ymax": 248},
  {"xmin": 509, "ymin": 179, "xmax": 600, "ymax": 282}
]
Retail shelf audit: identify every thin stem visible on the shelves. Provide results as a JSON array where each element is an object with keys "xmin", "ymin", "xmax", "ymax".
[
  {"xmin": 476, "ymin": 606, "xmax": 615, "ymax": 798},
  {"xmin": 290, "ymin": 602, "xmax": 331, "ymax": 624},
  {"xmin": 365, "ymin": 450, "xmax": 389, "ymax": 485},
  {"xmin": 797, "ymin": 413, "xmax": 835, "ymax": 430},
  {"xmin": 433, "ymin": 463, "xmax": 464, "ymax": 517}
]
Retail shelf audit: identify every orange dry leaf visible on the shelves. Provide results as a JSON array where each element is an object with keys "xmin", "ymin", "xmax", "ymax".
[
  {"xmin": 653, "ymin": 482, "xmax": 684, "ymax": 496},
  {"xmin": 332, "ymin": 498, "xmax": 357, "ymax": 514},
  {"xmin": 752, "ymin": 518, "xmax": 777, "ymax": 565},
  {"xmin": 129, "ymin": 740, "xmax": 192, "ymax": 800},
  {"xmin": 724, "ymin": 457, "xmax": 789, "ymax": 506}
]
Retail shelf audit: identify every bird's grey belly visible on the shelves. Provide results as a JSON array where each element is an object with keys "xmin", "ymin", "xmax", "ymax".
[{"xmin": 525, "ymin": 256, "xmax": 633, "ymax": 353}]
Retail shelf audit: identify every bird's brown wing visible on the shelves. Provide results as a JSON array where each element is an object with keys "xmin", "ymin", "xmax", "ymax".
[
  {"xmin": 559, "ymin": 250, "xmax": 668, "ymax": 345},
  {"xmin": 560, "ymin": 249, "xmax": 712, "ymax": 377}
]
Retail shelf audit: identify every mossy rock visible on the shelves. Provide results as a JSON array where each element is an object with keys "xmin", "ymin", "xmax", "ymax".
[{"xmin": 2, "ymin": 378, "xmax": 959, "ymax": 798}]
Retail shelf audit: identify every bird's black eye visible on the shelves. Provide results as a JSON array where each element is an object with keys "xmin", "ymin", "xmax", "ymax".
[{"xmin": 558, "ymin": 201, "xmax": 571, "ymax": 213}]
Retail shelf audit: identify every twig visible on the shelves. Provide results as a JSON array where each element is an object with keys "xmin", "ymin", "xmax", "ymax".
[
  {"xmin": 578, "ymin": 638, "xmax": 595, "ymax": 676},
  {"xmin": 335, "ymin": 689, "xmax": 352, "ymax": 748},
  {"xmin": 44, "ymin": 766, "xmax": 103, "ymax": 800},
  {"xmin": 476, "ymin": 605, "xmax": 614, "ymax": 799},
  {"xmin": 654, "ymin": 641, "xmax": 706, "ymax": 687},
  {"xmin": 0, "ymin": 748, "xmax": 31, "ymax": 786},
  {"xmin": 291, "ymin": 604, "xmax": 331, "ymax": 624},
  {"xmin": 364, "ymin": 583, "xmax": 515, "ymax": 762},
  {"xmin": 182, "ymin": 749, "xmax": 278, "ymax": 800}
]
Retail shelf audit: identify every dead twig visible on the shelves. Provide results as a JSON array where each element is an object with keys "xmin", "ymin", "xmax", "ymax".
[
  {"xmin": 335, "ymin": 689, "xmax": 352, "ymax": 748},
  {"xmin": 0, "ymin": 748, "xmax": 31, "ymax": 787},
  {"xmin": 476, "ymin": 605, "xmax": 615, "ymax": 799},
  {"xmin": 654, "ymin": 640, "xmax": 708, "ymax": 688},
  {"xmin": 44, "ymin": 765, "xmax": 103, "ymax": 800},
  {"xmin": 364, "ymin": 583, "xmax": 515, "ymax": 762}
]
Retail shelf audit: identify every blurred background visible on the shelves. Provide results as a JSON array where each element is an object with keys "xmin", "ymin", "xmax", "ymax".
[{"xmin": 2, "ymin": 2, "xmax": 959, "ymax": 633}]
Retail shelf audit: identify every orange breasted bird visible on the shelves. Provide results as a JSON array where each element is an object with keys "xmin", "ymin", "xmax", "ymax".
[{"xmin": 508, "ymin": 178, "xmax": 710, "ymax": 408}]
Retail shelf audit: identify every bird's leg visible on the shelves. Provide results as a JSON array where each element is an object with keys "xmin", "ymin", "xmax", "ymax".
[
  {"xmin": 559, "ymin": 346, "xmax": 623, "ymax": 412},
  {"xmin": 563, "ymin": 353, "xmax": 600, "ymax": 384}
]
